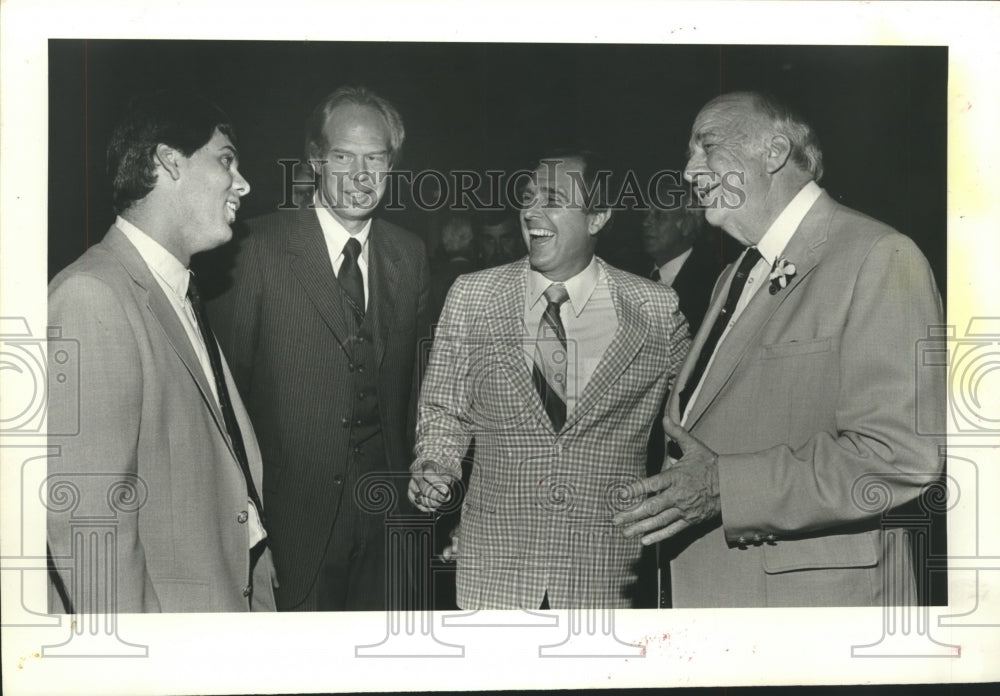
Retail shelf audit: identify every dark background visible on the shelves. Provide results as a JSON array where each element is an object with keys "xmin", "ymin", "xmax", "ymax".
[
  {"xmin": 48, "ymin": 40, "xmax": 949, "ymax": 606},
  {"xmin": 49, "ymin": 41, "xmax": 946, "ymax": 291}
]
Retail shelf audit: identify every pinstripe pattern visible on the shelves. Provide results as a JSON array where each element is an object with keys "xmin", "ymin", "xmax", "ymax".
[
  {"xmin": 414, "ymin": 258, "xmax": 691, "ymax": 608},
  {"xmin": 209, "ymin": 208, "xmax": 430, "ymax": 608}
]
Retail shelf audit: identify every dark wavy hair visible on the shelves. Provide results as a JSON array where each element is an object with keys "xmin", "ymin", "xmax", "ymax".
[{"xmin": 107, "ymin": 90, "xmax": 235, "ymax": 214}]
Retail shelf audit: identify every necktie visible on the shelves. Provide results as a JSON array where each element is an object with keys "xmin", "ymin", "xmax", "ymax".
[
  {"xmin": 677, "ymin": 247, "xmax": 762, "ymax": 416},
  {"xmin": 186, "ymin": 276, "xmax": 266, "ymax": 527},
  {"xmin": 532, "ymin": 283, "xmax": 570, "ymax": 431},
  {"xmin": 650, "ymin": 267, "xmax": 662, "ymax": 283},
  {"xmin": 339, "ymin": 237, "xmax": 365, "ymax": 319}
]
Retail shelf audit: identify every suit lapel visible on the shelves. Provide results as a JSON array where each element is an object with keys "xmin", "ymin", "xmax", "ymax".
[
  {"xmin": 682, "ymin": 194, "xmax": 833, "ymax": 428},
  {"xmin": 286, "ymin": 209, "xmax": 353, "ymax": 353},
  {"xmin": 484, "ymin": 261, "xmax": 551, "ymax": 430},
  {"xmin": 102, "ymin": 227, "xmax": 232, "ymax": 450},
  {"xmin": 367, "ymin": 219, "xmax": 401, "ymax": 368},
  {"xmin": 563, "ymin": 261, "xmax": 647, "ymax": 431}
]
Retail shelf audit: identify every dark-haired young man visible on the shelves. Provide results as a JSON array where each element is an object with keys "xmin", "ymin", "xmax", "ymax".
[{"xmin": 47, "ymin": 90, "xmax": 276, "ymax": 613}]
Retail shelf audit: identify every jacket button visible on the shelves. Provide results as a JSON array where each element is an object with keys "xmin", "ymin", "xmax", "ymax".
[
  {"xmin": 243, "ymin": 584, "xmax": 252, "ymax": 597},
  {"xmin": 737, "ymin": 536, "xmax": 747, "ymax": 545},
  {"xmin": 358, "ymin": 391, "xmax": 365, "ymax": 400},
  {"xmin": 752, "ymin": 533, "xmax": 762, "ymax": 543},
  {"xmin": 340, "ymin": 417, "xmax": 349, "ymax": 428},
  {"xmin": 333, "ymin": 474, "xmax": 343, "ymax": 485},
  {"xmin": 353, "ymin": 446, "xmax": 362, "ymax": 455},
  {"xmin": 766, "ymin": 534, "xmax": 777, "ymax": 542},
  {"xmin": 237, "ymin": 511, "xmax": 248, "ymax": 524}
]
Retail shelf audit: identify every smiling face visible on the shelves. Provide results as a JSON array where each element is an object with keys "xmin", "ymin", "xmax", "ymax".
[
  {"xmin": 313, "ymin": 103, "xmax": 392, "ymax": 232},
  {"xmin": 683, "ymin": 95, "xmax": 773, "ymax": 246},
  {"xmin": 175, "ymin": 128, "xmax": 250, "ymax": 261},
  {"xmin": 519, "ymin": 156, "xmax": 609, "ymax": 282}
]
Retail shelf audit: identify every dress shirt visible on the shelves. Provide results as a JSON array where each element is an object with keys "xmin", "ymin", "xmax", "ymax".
[
  {"xmin": 654, "ymin": 247, "xmax": 694, "ymax": 288},
  {"xmin": 523, "ymin": 257, "xmax": 619, "ymax": 417},
  {"xmin": 116, "ymin": 216, "xmax": 266, "ymax": 547},
  {"xmin": 315, "ymin": 201, "xmax": 371, "ymax": 310},
  {"xmin": 681, "ymin": 181, "xmax": 823, "ymax": 425}
]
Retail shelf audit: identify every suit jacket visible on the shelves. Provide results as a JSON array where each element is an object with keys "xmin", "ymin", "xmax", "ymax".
[
  {"xmin": 415, "ymin": 258, "xmax": 691, "ymax": 609},
  {"xmin": 47, "ymin": 226, "xmax": 276, "ymax": 613},
  {"xmin": 668, "ymin": 236, "xmax": 727, "ymax": 336},
  {"xmin": 210, "ymin": 208, "xmax": 429, "ymax": 608},
  {"xmin": 665, "ymin": 192, "xmax": 945, "ymax": 607}
]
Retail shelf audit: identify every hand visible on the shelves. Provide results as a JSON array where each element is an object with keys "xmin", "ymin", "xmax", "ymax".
[
  {"xmin": 440, "ymin": 523, "xmax": 460, "ymax": 562},
  {"xmin": 408, "ymin": 460, "xmax": 456, "ymax": 513},
  {"xmin": 613, "ymin": 418, "xmax": 722, "ymax": 545}
]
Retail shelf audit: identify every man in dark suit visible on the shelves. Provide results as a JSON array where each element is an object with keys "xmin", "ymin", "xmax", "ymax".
[
  {"xmin": 48, "ymin": 90, "xmax": 276, "ymax": 612},
  {"xmin": 642, "ymin": 177, "xmax": 725, "ymax": 335},
  {"xmin": 615, "ymin": 91, "xmax": 944, "ymax": 607},
  {"xmin": 211, "ymin": 86, "xmax": 429, "ymax": 611}
]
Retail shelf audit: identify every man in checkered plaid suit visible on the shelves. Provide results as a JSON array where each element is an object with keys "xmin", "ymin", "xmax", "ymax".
[{"xmin": 409, "ymin": 151, "xmax": 691, "ymax": 609}]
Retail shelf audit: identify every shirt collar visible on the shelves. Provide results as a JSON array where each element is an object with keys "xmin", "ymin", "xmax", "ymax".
[
  {"xmin": 115, "ymin": 215, "xmax": 191, "ymax": 300},
  {"xmin": 526, "ymin": 256, "xmax": 601, "ymax": 318},
  {"xmin": 756, "ymin": 180, "xmax": 822, "ymax": 266},
  {"xmin": 315, "ymin": 200, "xmax": 372, "ymax": 258},
  {"xmin": 657, "ymin": 247, "xmax": 694, "ymax": 287}
]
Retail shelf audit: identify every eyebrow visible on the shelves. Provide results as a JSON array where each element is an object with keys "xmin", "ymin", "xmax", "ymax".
[{"xmin": 220, "ymin": 144, "xmax": 240, "ymax": 159}]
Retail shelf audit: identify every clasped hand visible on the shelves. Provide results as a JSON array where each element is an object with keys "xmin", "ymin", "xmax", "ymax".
[
  {"xmin": 613, "ymin": 418, "xmax": 722, "ymax": 545},
  {"xmin": 408, "ymin": 460, "xmax": 457, "ymax": 513}
]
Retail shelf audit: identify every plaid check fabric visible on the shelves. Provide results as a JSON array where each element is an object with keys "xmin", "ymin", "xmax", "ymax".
[{"xmin": 531, "ymin": 283, "xmax": 569, "ymax": 431}]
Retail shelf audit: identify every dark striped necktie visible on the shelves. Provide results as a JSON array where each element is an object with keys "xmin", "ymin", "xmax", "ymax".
[{"xmin": 531, "ymin": 282, "xmax": 570, "ymax": 431}]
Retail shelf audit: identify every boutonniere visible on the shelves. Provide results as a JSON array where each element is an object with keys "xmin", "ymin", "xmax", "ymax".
[{"xmin": 768, "ymin": 257, "xmax": 797, "ymax": 294}]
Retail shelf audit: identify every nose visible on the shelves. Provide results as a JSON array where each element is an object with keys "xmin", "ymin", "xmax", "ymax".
[
  {"xmin": 234, "ymin": 167, "xmax": 251, "ymax": 197},
  {"xmin": 683, "ymin": 151, "xmax": 704, "ymax": 184}
]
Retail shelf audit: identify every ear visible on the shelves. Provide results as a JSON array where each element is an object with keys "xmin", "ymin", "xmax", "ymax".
[
  {"xmin": 764, "ymin": 134, "xmax": 792, "ymax": 174},
  {"xmin": 587, "ymin": 209, "xmax": 612, "ymax": 236},
  {"xmin": 154, "ymin": 144, "xmax": 183, "ymax": 181}
]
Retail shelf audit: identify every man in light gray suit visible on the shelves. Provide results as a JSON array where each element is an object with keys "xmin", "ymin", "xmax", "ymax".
[
  {"xmin": 48, "ymin": 90, "xmax": 276, "ymax": 612},
  {"xmin": 615, "ymin": 91, "xmax": 945, "ymax": 607}
]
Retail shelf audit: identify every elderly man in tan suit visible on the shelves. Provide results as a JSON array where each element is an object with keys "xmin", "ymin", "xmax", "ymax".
[{"xmin": 615, "ymin": 92, "xmax": 945, "ymax": 607}]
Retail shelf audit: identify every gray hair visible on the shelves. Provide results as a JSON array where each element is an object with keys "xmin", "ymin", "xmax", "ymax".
[{"xmin": 710, "ymin": 91, "xmax": 824, "ymax": 182}]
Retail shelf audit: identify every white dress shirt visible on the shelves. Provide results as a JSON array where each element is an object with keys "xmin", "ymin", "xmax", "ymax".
[
  {"xmin": 116, "ymin": 216, "xmax": 266, "ymax": 547},
  {"xmin": 315, "ymin": 203, "xmax": 371, "ymax": 309},
  {"xmin": 523, "ymin": 257, "xmax": 619, "ymax": 416},
  {"xmin": 681, "ymin": 181, "xmax": 823, "ymax": 425}
]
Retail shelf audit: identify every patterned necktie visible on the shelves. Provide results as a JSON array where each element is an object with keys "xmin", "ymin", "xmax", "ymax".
[
  {"xmin": 532, "ymin": 282, "xmax": 570, "ymax": 431},
  {"xmin": 677, "ymin": 246, "xmax": 763, "ymax": 416},
  {"xmin": 339, "ymin": 237, "xmax": 365, "ymax": 319},
  {"xmin": 186, "ymin": 276, "xmax": 266, "ymax": 526}
]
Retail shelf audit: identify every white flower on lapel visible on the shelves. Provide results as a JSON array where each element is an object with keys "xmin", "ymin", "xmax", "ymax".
[{"xmin": 768, "ymin": 256, "xmax": 797, "ymax": 295}]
